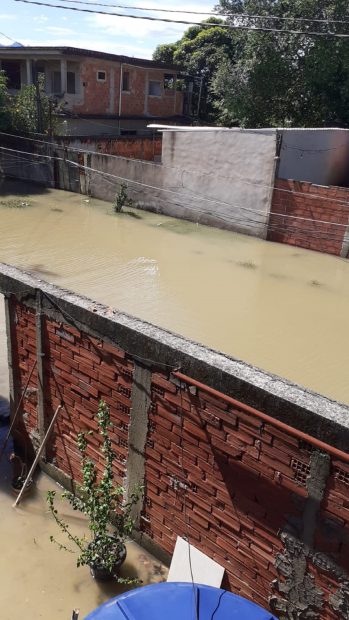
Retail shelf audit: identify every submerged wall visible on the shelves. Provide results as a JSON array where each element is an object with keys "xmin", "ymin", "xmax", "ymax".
[
  {"xmin": 269, "ymin": 179, "xmax": 349, "ymax": 258},
  {"xmin": 1, "ymin": 263, "xmax": 349, "ymax": 619}
]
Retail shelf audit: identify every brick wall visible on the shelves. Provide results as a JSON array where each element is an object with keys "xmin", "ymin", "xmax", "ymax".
[
  {"xmin": 6, "ymin": 288, "xmax": 349, "ymax": 620},
  {"xmin": 269, "ymin": 179, "xmax": 349, "ymax": 256},
  {"xmin": 60, "ymin": 135, "xmax": 162, "ymax": 162},
  {"xmin": 141, "ymin": 371, "xmax": 349, "ymax": 617}
]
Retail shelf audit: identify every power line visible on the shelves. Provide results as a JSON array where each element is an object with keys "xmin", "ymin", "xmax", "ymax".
[
  {"xmin": 1, "ymin": 145, "xmax": 346, "ymax": 244},
  {"xmin": 2, "ymin": 130, "xmax": 349, "ymax": 210},
  {"xmin": 13, "ymin": 0, "xmax": 349, "ymax": 38},
  {"xmin": 0, "ymin": 31, "xmax": 21, "ymax": 44}
]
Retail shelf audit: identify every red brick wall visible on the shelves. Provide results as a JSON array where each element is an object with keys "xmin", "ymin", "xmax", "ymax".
[
  {"xmin": 61, "ymin": 136, "xmax": 162, "ymax": 161},
  {"xmin": 9, "ymin": 296, "xmax": 349, "ymax": 618},
  {"xmin": 268, "ymin": 179, "xmax": 349, "ymax": 256},
  {"xmin": 71, "ymin": 59, "xmax": 184, "ymax": 118},
  {"xmin": 141, "ymin": 371, "xmax": 349, "ymax": 617},
  {"xmin": 11, "ymin": 298, "xmax": 132, "ymax": 485}
]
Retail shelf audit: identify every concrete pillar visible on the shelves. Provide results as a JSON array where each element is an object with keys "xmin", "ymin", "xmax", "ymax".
[
  {"xmin": 35, "ymin": 290, "xmax": 46, "ymax": 452},
  {"xmin": 60, "ymin": 58, "xmax": 67, "ymax": 93},
  {"xmin": 125, "ymin": 361, "xmax": 151, "ymax": 527},
  {"xmin": 4, "ymin": 295, "xmax": 17, "ymax": 419},
  {"xmin": 109, "ymin": 68, "xmax": 115, "ymax": 114},
  {"xmin": 26, "ymin": 58, "xmax": 32, "ymax": 85}
]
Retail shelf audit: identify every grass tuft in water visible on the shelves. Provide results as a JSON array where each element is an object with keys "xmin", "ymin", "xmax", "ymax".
[
  {"xmin": 237, "ymin": 260, "xmax": 257, "ymax": 269},
  {"xmin": 0, "ymin": 198, "xmax": 31, "ymax": 208}
]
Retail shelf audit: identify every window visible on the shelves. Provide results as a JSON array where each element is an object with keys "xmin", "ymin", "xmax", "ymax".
[
  {"xmin": 164, "ymin": 73, "xmax": 175, "ymax": 90},
  {"xmin": 67, "ymin": 71, "xmax": 76, "ymax": 94},
  {"xmin": 97, "ymin": 70, "xmax": 106, "ymax": 82},
  {"xmin": 122, "ymin": 71, "xmax": 130, "ymax": 92},
  {"xmin": 52, "ymin": 71, "xmax": 62, "ymax": 94},
  {"xmin": 2, "ymin": 61, "xmax": 21, "ymax": 89},
  {"xmin": 148, "ymin": 80, "xmax": 161, "ymax": 96}
]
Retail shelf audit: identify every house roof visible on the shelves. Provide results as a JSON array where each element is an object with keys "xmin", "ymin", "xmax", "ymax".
[{"xmin": 0, "ymin": 45, "xmax": 183, "ymax": 72}]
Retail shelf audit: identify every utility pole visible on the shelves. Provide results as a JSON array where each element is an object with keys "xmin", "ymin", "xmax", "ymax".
[
  {"xmin": 34, "ymin": 62, "xmax": 43, "ymax": 134},
  {"xmin": 197, "ymin": 76, "xmax": 204, "ymax": 121}
]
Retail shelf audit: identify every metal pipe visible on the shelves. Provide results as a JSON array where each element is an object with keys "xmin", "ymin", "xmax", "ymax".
[
  {"xmin": 13, "ymin": 403, "xmax": 62, "ymax": 507},
  {"xmin": 173, "ymin": 371, "xmax": 349, "ymax": 464}
]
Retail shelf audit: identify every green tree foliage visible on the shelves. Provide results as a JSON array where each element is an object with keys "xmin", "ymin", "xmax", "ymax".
[
  {"xmin": 213, "ymin": 0, "xmax": 349, "ymax": 127},
  {"xmin": 153, "ymin": 18, "xmax": 240, "ymax": 120},
  {"xmin": 0, "ymin": 71, "xmax": 11, "ymax": 130},
  {"xmin": 11, "ymin": 73, "xmax": 53, "ymax": 134},
  {"xmin": 0, "ymin": 71, "xmax": 54, "ymax": 134},
  {"xmin": 152, "ymin": 42, "xmax": 177, "ymax": 65}
]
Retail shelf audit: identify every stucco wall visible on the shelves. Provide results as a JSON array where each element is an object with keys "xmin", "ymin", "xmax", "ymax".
[
  {"xmin": 278, "ymin": 129, "xmax": 349, "ymax": 187},
  {"xmin": 86, "ymin": 129, "xmax": 277, "ymax": 238}
]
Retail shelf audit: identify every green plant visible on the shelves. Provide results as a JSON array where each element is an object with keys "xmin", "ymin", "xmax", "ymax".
[
  {"xmin": 47, "ymin": 400, "xmax": 141, "ymax": 582},
  {"xmin": 113, "ymin": 183, "xmax": 133, "ymax": 213}
]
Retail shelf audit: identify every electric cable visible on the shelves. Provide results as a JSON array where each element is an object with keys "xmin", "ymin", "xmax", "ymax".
[
  {"xmin": 12, "ymin": 0, "xmax": 349, "ymax": 38},
  {"xmin": 2, "ymin": 132, "xmax": 349, "ymax": 210},
  {"xmin": 52, "ymin": 0, "xmax": 349, "ymax": 27},
  {"xmin": 1, "ymin": 144, "xmax": 348, "ymax": 243}
]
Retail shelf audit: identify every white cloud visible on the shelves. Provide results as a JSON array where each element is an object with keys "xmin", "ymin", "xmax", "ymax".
[
  {"xmin": 32, "ymin": 14, "xmax": 49, "ymax": 24},
  {"xmin": 0, "ymin": 14, "xmax": 16, "ymax": 21},
  {"xmin": 84, "ymin": 0, "xmax": 217, "ymax": 48}
]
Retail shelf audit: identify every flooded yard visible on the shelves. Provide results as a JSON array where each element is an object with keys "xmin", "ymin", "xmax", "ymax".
[
  {"xmin": 0, "ymin": 426, "xmax": 167, "ymax": 620},
  {"xmin": 1, "ymin": 179, "xmax": 349, "ymax": 405}
]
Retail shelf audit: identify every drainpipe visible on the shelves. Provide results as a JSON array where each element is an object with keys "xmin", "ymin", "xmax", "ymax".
[
  {"xmin": 118, "ymin": 62, "xmax": 123, "ymax": 135},
  {"xmin": 173, "ymin": 371, "xmax": 349, "ymax": 464}
]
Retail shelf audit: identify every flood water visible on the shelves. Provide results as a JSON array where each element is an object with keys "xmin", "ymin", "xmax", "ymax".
[
  {"xmin": 0, "ymin": 179, "xmax": 349, "ymax": 619},
  {"xmin": 0, "ymin": 426, "xmax": 167, "ymax": 620},
  {"xmin": 1, "ymin": 179, "xmax": 349, "ymax": 406}
]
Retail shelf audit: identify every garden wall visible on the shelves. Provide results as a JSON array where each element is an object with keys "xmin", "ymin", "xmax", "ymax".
[
  {"xmin": 2, "ymin": 263, "xmax": 349, "ymax": 619},
  {"xmin": 269, "ymin": 179, "xmax": 349, "ymax": 257}
]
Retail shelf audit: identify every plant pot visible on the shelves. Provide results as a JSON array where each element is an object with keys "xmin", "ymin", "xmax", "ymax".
[
  {"xmin": 89, "ymin": 542, "xmax": 127, "ymax": 582},
  {"xmin": 11, "ymin": 477, "xmax": 34, "ymax": 497}
]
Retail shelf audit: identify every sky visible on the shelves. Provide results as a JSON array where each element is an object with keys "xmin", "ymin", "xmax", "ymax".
[{"xmin": 0, "ymin": 0, "xmax": 216, "ymax": 59}]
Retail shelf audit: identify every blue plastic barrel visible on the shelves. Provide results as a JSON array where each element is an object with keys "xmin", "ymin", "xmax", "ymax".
[{"xmin": 85, "ymin": 582, "xmax": 278, "ymax": 619}]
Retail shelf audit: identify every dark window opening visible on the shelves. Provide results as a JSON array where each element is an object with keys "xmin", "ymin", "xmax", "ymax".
[
  {"xmin": 164, "ymin": 73, "xmax": 175, "ymax": 90},
  {"xmin": 52, "ymin": 71, "xmax": 62, "ymax": 94},
  {"xmin": 122, "ymin": 71, "xmax": 130, "ymax": 91},
  {"xmin": 67, "ymin": 71, "xmax": 76, "ymax": 94},
  {"xmin": 97, "ymin": 70, "xmax": 106, "ymax": 82},
  {"xmin": 148, "ymin": 80, "xmax": 161, "ymax": 96},
  {"xmin": 2, "ymin": 61, "xmax": 21, "ymax": 89}
]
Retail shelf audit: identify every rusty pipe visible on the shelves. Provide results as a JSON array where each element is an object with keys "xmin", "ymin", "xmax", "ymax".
[{"xmin": 173, "ymin": 371, "xmax": 349, "ymax": 465}]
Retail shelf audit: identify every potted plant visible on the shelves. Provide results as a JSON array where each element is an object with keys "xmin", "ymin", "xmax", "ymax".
[{"xmin": 47, "ymin": 400, "xmax": 141, "ymax": 583}]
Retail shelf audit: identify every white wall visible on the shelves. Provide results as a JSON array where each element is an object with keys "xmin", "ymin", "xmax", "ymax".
[
  {"xmin": 86, "ymin": 128, "xmax": 277, "ymax": 238},
  {"xmin": 278, "ymin": 129, "xmax": 349, "ymax": 187}
]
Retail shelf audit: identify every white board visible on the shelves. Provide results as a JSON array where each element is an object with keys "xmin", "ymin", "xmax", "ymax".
[{"xmin": 167, "ymin": 536, "xmax": 224, "ymax": 587}]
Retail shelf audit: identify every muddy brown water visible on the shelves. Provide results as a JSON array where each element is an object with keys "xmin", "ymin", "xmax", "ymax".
[
  {"xmin": 1, "ymin": 179, "xmax": 349, "ymax": 405},
  {"xmin": 0, "ymin": 178, "xmax": 348, "ymax": 619},
  {"xmin": 0, "ymin": 426, "xmax": 167, "ymax": 620}
]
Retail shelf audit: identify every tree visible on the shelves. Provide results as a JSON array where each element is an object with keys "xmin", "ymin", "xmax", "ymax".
[
  {"xmin": 153, "ymin": 18, "xmax": 240, "ymax": 121},
  {"xmin": 213, "ymin": 0, "xmax": 349, "ymax": 127},
  {"xmin": 0, "ymin": 71, "xmax": 11, "ymax": 130},
  {"xmin": 0, "ymin": 71, "xmax": 55, "ymax": 134},
  {"xmin": 11, "ymin": 73, "xmax": 53, "ymax": 134},
  {"xmin": 152, "ymin": 43, "xmax": 177, "ymax": 66}
]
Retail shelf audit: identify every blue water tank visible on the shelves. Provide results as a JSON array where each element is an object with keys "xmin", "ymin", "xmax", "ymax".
[{"xmin": 85, "ymin": 582, "xmax": 278, "ymax": 619}]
